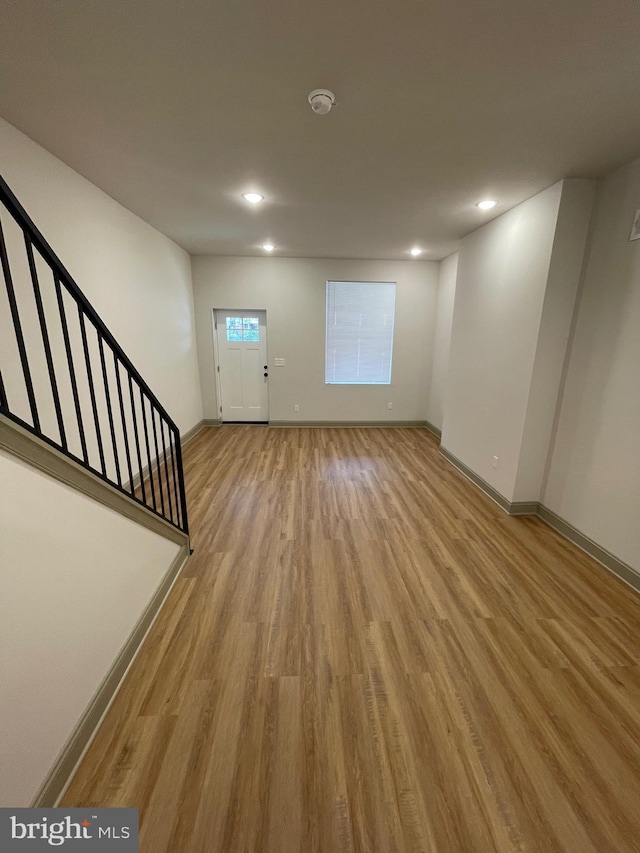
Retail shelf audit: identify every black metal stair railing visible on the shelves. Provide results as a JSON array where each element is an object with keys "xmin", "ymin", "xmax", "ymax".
[{"xmin": 0, "ymin": 174, "xmax": 188, "ymax": 536}]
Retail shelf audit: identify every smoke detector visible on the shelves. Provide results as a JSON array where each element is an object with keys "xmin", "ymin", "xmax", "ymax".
[{"xmin": 308, "ymin": 89, "xmax": 336, "ymax": 115}]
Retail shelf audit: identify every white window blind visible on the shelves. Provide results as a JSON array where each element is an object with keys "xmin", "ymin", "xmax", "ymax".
[{"xmin": 325, "ymin": 281, "xmax": 396, "ymax": 384}]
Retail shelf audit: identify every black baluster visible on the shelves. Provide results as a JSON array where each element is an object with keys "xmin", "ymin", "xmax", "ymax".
[
  {"xmin": 140, "ymin": 390, "xmax": 157, "ymax": 512},
  {"xmin": 25, "ymin": 236, "xmax": 67, "ymax": 449},
  {"xmin": 168, "ymin": 427, "xmax": 181, "ymax": 528},
  {"xmin": 160, "ymin": 419, "xmax": 174, "ymax": 525},
  {"xmin": 78, "ymin": 308, "xmax": 106, "ymax": 476},
  {"xmin": 0, "ymin": 217, "xmax": 40, "ymax": 430},
  {"xmin": 174, "ymin": 432, "xmax": 189, "ymax": 535},
  {"xmin": 127, "ymin": 374, "xmax": 146, "ymax": 503},
  {"xmin": 55, "ymin": 275, "xmax": 88, "ymax": 464},
  {"xmin": 114, "ymin": 354, "xmax": 134, "ymax": 493},
  {"xmin": 98, "ymin": 336, "xmax": 121, "ymax": 487},
  {"xmin": 0, "ymin": 368, "xmax": 7, "ymax": 409},
  {"xmin": 150, "ymin": 404, "xmax": 165, "ymax": 518}
]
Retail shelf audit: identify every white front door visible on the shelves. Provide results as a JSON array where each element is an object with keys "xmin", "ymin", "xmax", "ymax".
[{"xmin": 215, "ymin": 310, "xmax": 269, "ymax": 422}]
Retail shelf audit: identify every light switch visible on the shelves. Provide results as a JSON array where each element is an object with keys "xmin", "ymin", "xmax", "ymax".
[{"xmin": 274, "ymin": 358, "xmax": 285, "ymax": 366}]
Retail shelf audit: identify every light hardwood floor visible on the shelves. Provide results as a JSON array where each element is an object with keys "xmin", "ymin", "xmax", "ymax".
[{"xmin": 63, "ymin": 426, "xmax": 640, "ymax": 852}]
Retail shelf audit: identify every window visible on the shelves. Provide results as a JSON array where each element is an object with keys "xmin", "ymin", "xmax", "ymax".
[
  {"xmin": 226, "ymin": 316, "xmax": 260, "ymax": 342},
  {"xmin": 325, "ymin": 281, "xmax": 396, "ymax": 384}
]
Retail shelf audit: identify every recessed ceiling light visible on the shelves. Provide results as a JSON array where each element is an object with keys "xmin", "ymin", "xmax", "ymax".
[
  {"xmin": 262, "ymin": 243, "xmax": 275, "ymax": 252},
  {"xmin": 242, "ymin": 192, "xmax": 264, "ymax": 204},
  {"xmin": 476, "ymin": 199, "xmax": 497, "ymax": 210},
  {"xmin": 410, "ymin": 247, "xmax": 423, "ymax": 256}
]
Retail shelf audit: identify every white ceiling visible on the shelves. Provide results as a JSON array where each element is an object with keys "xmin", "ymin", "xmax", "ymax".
[{"xmin": 2, "ymin": 0, "xmax": 640, "ymax": 260}]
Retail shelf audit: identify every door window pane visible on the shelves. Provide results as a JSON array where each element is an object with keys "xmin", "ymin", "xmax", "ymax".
[
  {"xmin": 226, "ymin": 317, "xmax": 243, "ymax": 341},
  {"xmin": 243, "ymin": 318, "xmax": 260, "ymax": 341},
  {"xmin": 226, "ymin": 316, "xmax": 260, "ymax": 342}
]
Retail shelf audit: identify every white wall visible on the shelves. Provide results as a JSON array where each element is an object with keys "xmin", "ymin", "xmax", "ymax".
[
  {"xmin": 426, "ymin": 253, "xmax": 457, "ymax": 431},
  {"xmin": 442, "ymin": 180, "xmax": 594, "ymax": 503},
  {"xmin": 0, "ymin": 118, "xmax": 202, "ymax": 440},
  {"xmin": 543, "ymin": 157, "xmax": 640, "ymax": 572},
  {"xmin": 0, "ymin": 119, "xmax": 196, "ymax": 806},
  {"xmin": 443, "ymin": 183, "xmax": 564, "ymax": 500},
  {"xmin": 513, "ymin": 180, "xmax": 595, "ymax": 501},
  {"xmin": 191, "ymin": 256, "xmax": 439, "ymax": 423},
  {"xmin": 0, "ymin": 450, "xmax": 181, "ymax": 806}
]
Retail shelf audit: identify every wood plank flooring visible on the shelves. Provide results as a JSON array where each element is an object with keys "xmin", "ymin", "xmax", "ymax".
[{"xmin": 62, "ymin": 426, "xmax": 640, "ymax": 852}]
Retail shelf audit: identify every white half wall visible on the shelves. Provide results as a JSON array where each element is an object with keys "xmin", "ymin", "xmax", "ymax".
[
  {"xmin": 426, "ymin": 253, "xmax": 457, "ymax": 432},
  {"xmin": 0, "ymin": 450, "xmax": 181, "ymax": 807},
  {"xmin": 0, "ymin": 118, "xmax": 202, "ymax": 438},
  {"xmin": 191, "ymin": 256, "xmax": 439, "ymax": 423},
  {"xmin": 543, "ymin": 156, "xmax": 640, "ymax": 572}
]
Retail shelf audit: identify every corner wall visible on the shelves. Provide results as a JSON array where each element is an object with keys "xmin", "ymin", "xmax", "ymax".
[
  {"xmin": 513, "ymin": 179, "xmax": 595, "ymax": 501},
  {"xmin": 426, "ymin": 253, "xmax": 457, "ymax": 432},
  {"xmin": 191, "ymin": 256, "xmax": 439, "ymax": 424},
  {"xmin": 543, "ymin": 156, "xmax": 640, "ymax": 572},
  {"xmin": 441, "ymin": 180, "xmax": 594, "ymax": 504},
  {"xmin": 443, "ymin": 183, "xmax": 563, "ymax": 500}
]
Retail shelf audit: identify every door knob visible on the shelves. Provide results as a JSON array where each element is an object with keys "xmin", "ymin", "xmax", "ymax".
[{"xmin": 264, "ymin": 372, "xmax": 268, "ymax": 377}]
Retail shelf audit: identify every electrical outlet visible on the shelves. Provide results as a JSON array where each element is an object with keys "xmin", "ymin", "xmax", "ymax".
[
  {"xmin": 294, "ymin": 404, "xmax": 299, "ymax": 412},
  {"xmin": 492, "ymin": 456, "xmax": 499, "ymax": 469},
  {"xmin": 388, "ymin": 402, "xmax": 393, "ymax": 410}
]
